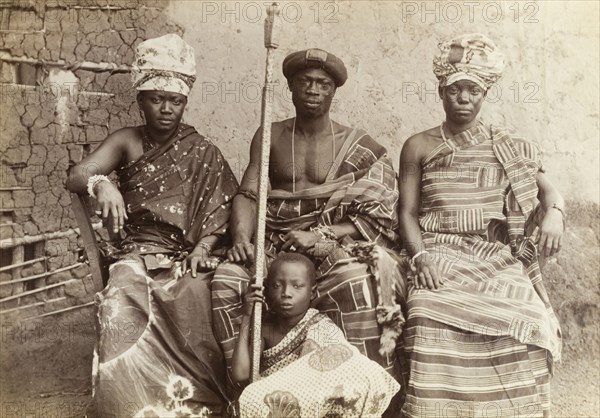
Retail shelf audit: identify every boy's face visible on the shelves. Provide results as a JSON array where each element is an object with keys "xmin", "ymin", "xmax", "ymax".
[{"xmin": 265, "ymin": 262, "xmax": 315, "ymax": 319}]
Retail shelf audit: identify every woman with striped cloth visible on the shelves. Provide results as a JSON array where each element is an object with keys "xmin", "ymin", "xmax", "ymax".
[{"xmin": 398, "ymin": 33, "xmax": 564, "ymax": 417}]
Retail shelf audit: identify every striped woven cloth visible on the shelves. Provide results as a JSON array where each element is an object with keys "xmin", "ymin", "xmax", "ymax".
[
  {"xmin": 265, "ymin": 127, "xmax": 399, "ymax": 251},
  {"xmin": 212, "ymin": 127, "xmax": 403, "ymax": 399},
  {"xmin": 400, "ymin": 123, "xmax": 562, "ymax": 417}
]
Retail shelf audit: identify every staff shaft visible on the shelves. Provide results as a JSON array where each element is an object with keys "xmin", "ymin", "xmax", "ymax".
[{"xmin": 250, "ymin": 3, "xmax": 280, "ymax": 383}]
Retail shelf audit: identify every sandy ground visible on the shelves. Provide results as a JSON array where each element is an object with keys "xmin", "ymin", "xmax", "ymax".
[{"xmin": 1, "ymin": 304, "xmax": 598, "ymax": 418}]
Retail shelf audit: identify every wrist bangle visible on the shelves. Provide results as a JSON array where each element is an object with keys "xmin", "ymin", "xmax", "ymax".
[
  {"xmin": 87, "ymin": 174, "xmax": 111, "ymax": 199},
  {"xmin": 550, "ymin": 203, "xmax": 567, "ymax": 220},
  {"xmin": 196, "ymin": 242, "xmax": 212, "ymax": 253},
  {"xmin": 236, "ymin": 189, "xmax": 257, "ymax": 201},
  {"xmin": 410, "ymin": 250, "xmax": 430, "ymax": 266}
]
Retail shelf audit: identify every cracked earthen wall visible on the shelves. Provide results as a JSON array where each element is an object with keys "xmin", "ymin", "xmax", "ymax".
[{"xmin": 0, "ymin": 0, "xmax": 183, "ymax": 316}]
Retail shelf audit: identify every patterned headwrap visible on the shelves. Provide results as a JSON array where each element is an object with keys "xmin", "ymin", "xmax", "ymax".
[
  {"xmin": 131, "ymin": 34, "xmax": 196, "ymax": 96},
  {"xmin": 433, "ymin": 33, "xmax": 505, "ymax": 90}
]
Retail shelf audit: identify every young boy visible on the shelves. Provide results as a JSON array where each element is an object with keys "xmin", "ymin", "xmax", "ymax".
[{"xmin": 232, "ymin": 252, "xmax": 399, "ymax": 418}]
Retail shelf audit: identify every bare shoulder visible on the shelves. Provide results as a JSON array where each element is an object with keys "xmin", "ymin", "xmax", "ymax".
[
  {"xmin": 104, "ymin": 126, "xmax": 141, "ymax": 146},
  {"xmin": 272, "ymin": 118, "xmax": 293, "ymax": 130},
  {"xmin": 405, "ymin": 126, "xmax": 441, "ymax": 147},
  {"xmin": 331, "ymin": 120, "xmax": 353, "ymax": 135},
  {"xmin": 402, "ymin": 127, "xmax": 443, "ymax": 160},
  {"xmin": 250, "ymin": 119, "xmax": 291, "ymax": 146},
  {"xmin": 69, "ymin": 126, "xmax": 141, "ymax": 180},
  {"xmin": 272, "ymin": 118, "xmax": 293, "ymax": 139}
]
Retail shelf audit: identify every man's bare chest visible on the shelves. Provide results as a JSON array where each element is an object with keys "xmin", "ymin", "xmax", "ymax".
[{"xmin": 269, "ymin": 139, "xmax": 337, "ymax": 184}]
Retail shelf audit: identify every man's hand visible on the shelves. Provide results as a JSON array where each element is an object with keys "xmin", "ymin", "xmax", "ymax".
[
  {"xmin": 537, "ymin": 209, "xmax": 564, "ymax": 257},
  {"xmin": 181, "ymin": 246, "xmax": 218, "ymax": 278},
  {"xmin": 94, "ymin": 180, "xmax": 128, "ymax": 234},
  {"xmin": 242, "ymin": 284, "xmax": 264, "ymax": 317},
  {"xmin": 227, "ymin": 241, "xmax": 255, "ymax": 264},
  {"xmin": 413, "ymin": 253, "xmax": 444, "ymax": 290},
  {"xmin": 281, "ymin": 230, "xmax": 319, "ymax": 252}
]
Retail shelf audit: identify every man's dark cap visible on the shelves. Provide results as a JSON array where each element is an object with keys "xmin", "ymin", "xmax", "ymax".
[{"xmin": 282, "ymin": 48, "xmax": 348, "ymax": 87}]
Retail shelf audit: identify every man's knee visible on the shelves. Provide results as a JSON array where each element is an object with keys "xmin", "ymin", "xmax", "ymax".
[
  {"xmin": 211, "ymin": 261, "xmax": 252, "ymax": 305},
  {"xmin": 213, "ymin": 262, "xmax": 251, "ymax": 285}
]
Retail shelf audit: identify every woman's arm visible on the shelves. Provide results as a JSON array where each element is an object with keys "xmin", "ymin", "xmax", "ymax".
[
  {"xmin": 398, "ymin": 136, "xmax": 443, "ymax": 290},
  {"xmin": 535, "ymin": 171, "xmax": 565, "ymax": 257},
  {"xmin": 66, "ymin": 128, "xmax": 132, "ymax": 233},
  {"xmin": 66, "ymin": 128, "xmax": 130, "ymax": 193}
]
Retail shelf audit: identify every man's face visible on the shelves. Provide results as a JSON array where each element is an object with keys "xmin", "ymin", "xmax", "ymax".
[
  {"xmin": 441, "ymin": 80, "xmax": 485, "ymax": 126},
  {"xmin": 265, "ymin": 262, "xmax": 314, "ymax": 319},
  {"xmin": 289, "ymin": 68, "xmax": 337, "ymax": 119},
  {"xmin": 137, "ymin": 91, "xmax": 187, "ymax": 134}
]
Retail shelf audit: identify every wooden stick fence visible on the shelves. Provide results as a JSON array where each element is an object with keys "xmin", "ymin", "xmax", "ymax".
[
  {"xmin": 0, "ymin": 297, "xmax": 66, "ymax": 315},
  {"xmin": 0, "ymin": 262, "xmax": 83, "ymax": 286},
  {"xmin": 0, "ymin": 281, "xmax": 66, "ymax": 304},
  {"xmin": 0, "ymin": 221, "xmax": 103, "ymax": 249},
  {"xmin": 0, "ymin": 52, "xmax": 132, "ymax": 73},
  {"xmin": 24, "ymin": 301, "xmax": 95, "ymax": 321},
  {"xmin": 0, "ymin": 257, "xmax": 45, "ymax": 272}
]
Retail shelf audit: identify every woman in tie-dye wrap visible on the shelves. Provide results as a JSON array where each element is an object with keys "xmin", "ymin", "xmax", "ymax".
[
  {"xmin": 397, "ymin": 33, "xmax": 564, "ymax": 417},
  {"xmin": 67, "ymin": 34, "xmax": 238, "ymax": 417}
]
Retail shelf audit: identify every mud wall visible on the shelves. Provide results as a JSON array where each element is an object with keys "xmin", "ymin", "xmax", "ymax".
[{"xmin": 0, "ymin": 0, "xmax": 181, "ymax": 316}]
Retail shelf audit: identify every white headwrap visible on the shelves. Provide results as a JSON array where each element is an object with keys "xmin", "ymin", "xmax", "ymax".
[{"xmin": 131, "ymin": 34, "xmax": 196, "ymax": 96}]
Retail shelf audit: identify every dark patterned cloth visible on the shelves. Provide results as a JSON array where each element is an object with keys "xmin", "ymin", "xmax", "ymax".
[
  {"xmin": 116, "ymin": 124, "xmax": 238, "ymax": 256},
  {"xmin": 88, "ymin": 125, "xmax": 239, "ymax": 417}
]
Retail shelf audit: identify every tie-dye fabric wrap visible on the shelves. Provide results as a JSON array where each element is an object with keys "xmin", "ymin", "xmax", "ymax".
[{"xmin": 88, "ymin": 124, "xmax": 239, "ymax": 417}]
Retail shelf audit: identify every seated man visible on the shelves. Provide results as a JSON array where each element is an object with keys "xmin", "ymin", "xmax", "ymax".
[
  {"xmin": 211, "ymin": 48, "xmax": 403, "ymax": 393},
  {"xmin": 66, "ymin": 34, "xmax": 238, "ymax": 417}
]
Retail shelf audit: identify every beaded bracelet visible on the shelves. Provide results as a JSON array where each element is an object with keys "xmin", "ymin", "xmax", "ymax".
[
  {"xmin": 86, "ymin": 174, "xmax": 111, "ymax": 199},
  {"xmin": 195, "ymin": 242, "xmax": 212, "ymax": 253}
]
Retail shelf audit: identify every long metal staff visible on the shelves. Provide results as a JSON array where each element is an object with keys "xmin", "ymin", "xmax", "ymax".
[{"xmin": 251, "ymin": 3, "xmax": 280, "ymax": 383}]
